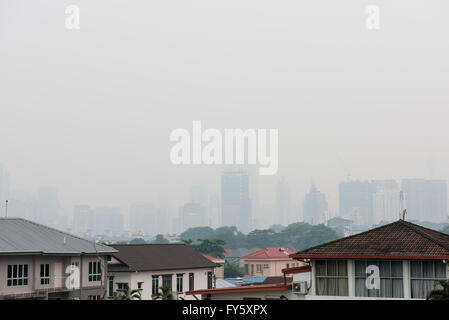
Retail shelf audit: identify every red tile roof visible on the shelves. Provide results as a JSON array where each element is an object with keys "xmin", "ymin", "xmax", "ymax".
[
  {"xmin": 243, "ymin": 247, "xmax": 295, "ymax": 260},
  {"xmin": 186, "ymin": 283, "xmax": 292, "ymax": 295},
  {"xmin": 201, "ymin": 253, "xmax": 223, "ymax": 261},
  {"xmin": 291, "ymin": 219, "xmax": 449, "ymax": 260}
]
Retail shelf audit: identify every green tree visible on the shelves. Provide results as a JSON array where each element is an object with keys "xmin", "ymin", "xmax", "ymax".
[
  {"xmin": 114, "ymin": 284, "xmax": 142, "ymax": 300},
  {"xmin": 224, "ymin": 260, "xmax": 243, "ymax": 278},
  {"xmin": 180, "ymin": 226, "xmax": 216, "ymax": 243},
  {"xmin": 152, "ymin": 286, "xmax": 173, "ymax": 300},
  {"xmin": 186, "ymin": 238, "xmax": 226, "ymax": 258},
  {"xmin": 129, "ymin": 238, "xmax": 146, "ymax": 244},
  {"xmin": 152, "ymin": 234, "xmax": 169, "ymax": 244},
  {"xmin": 427, "ymin": 279, "xmax": 449, "ymax": 300}
]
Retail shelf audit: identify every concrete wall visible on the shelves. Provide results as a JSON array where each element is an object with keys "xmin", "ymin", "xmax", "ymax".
[
  {"xmin": 0, "ymin": 254, "xmax": 108, "ymax": 299},
  {"xmin": 109, "ymin": 267, "xmax": 214, "ymax": 300}
]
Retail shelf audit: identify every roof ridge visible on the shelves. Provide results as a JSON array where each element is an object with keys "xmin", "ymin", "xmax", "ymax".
[
  {"xmin": 400, "ymin": 220, "xmax": 449, "ymax": 253},
  {"xmin": 4, "ymin": 217, "xmax": 98, "ymax": 245},
  {"xmin": 296, "ymin": 220, "xmax": 401, "ymax": 254}
]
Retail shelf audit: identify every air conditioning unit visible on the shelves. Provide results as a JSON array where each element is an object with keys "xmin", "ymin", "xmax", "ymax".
[{"xmin": 292, "ymin": 281, "xmax": 308, "ymax": 295}]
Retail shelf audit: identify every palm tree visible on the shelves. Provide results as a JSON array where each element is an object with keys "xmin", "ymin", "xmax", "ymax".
[
  {"xmin": 152, "ymin": 286, "xmax": 173, "ymax": 300},
  {"xmin": 114, "ymin": 284, "xmax": 142, "ymax": 300},
  {"xmin": 427, "ymin": 280, "xmax": 449, "ymax": 300}
]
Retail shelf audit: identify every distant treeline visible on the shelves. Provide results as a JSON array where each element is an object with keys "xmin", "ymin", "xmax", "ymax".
[{"xmin": 180, "ymin": 222, "xmax": 341, "ymax": 252}]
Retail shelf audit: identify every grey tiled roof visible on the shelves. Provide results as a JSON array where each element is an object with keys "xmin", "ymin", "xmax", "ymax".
[{"xmin": 0, "ymin": 218, "xmax": 116, "ymax": 255}]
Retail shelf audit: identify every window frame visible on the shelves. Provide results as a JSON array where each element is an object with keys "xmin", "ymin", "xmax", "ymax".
[
  {"xmin": 88, "ymin": 261, "xmax": 102, "ymax": 282},
  {"xmin": 410, "ymin": 260, "xmax": 447, "ymax": 299},
  {"xmin": 315, "ymin": 259, "xmax": 349, "ymax": 296},
  {"xmin": 40, "ymin": 263, "xmax": 50, "ymax": 285},
  {"xmin": 7, "ymin": 264, "xmax": 29, "ymax": 287}
]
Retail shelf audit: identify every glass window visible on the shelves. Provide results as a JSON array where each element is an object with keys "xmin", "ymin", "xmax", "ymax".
[
  {"xmin": 256, "ymin": 264, "xmax": 262, "ymax": 272},
  {"xmin": 207, "ymin": 272, "xmax": 213, "ymax": 289},
  {"xmin": 162, "ymin": 274, "xmax": 172, "ymax": 292},
  {"xmin": 189, "ymin": 273, "xmax": 194, "ymax": 291},
  {"xmin": 315, "ymin": 260, "xmax": 348, "ymax": 296},
  {"xmin": 152, "ymin": 276, "xmax": 159, "ymax": 295},
  {"xmin": 40, "ymin": 264, "xmax": 50, "ymax": 285},
  {"xmin": 355, "ymin": 260, "xmax": 403, "ymax": 298},
  {"xmin": 108, "ymin": 277, "xmax": 114, "ymax": 297},
  {"xmin": 176, "ymin": 274, "xmax": 183, "ymax": 293},
  {"xmin": 411, "ymin": 260, "xmax": 447, "ymax": 299},
  {"xmin": 88, "ymin": 261, "xmax": 101, "ymax": 282},
  {"xmin": 7, "ymin": 264, "xmax": 29, "ymax": 287}
]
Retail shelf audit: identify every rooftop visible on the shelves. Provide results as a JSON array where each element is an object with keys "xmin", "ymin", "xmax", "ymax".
[
  {"xmin": 242, "ymin": 247, "xmax": 295, "ymax": 260},
  {"xmin": 0, "ymin": 218, "xmax": 116, "ymax": 255},
  {"xmin": 109, "ymin": 243, "xmax": 217, "ymax": 272},
  {"xmin": 291, "ymin": 219, "xmax": 449, "ymax": 260}
]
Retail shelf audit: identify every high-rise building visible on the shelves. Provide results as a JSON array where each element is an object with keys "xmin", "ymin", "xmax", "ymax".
[
  {"xmin": 372, "ymin": 188, "xmax": 402, "ymax": 225},
  {"xmin": 402, "ymin": 179, "xmax": 448, "ymax": 223},
  {"xmin": 303, "ymin": 185, "xmax": 328, "ymax": 225},
  {"xmin": 221, "ymin": 171, "xmax": 252, "ymax": 233},
  {"xmin": 188, "ymin": 185, "xmax": 208, "ymax": 206},
  {"xmin": 95, "ymin": 207, "xmax": 124, "ymax": 235},
  {"xmin": 339, "ymin": 180, "xmax": 398, "ymax": 226},
  {"xmin": 36, "ymin": 187, "xmax": 63, "ymax": 228},
  {"xmin": 129, "ymin": 203, "xmax": 170, "ymax": 235},
  {"xmin": 275, "ymin": 179, "xmax": 291, "ymax": 226},
  {"xmin": 179, "ymin": 202, "xmax": 206, "ymax": 232},
  {"xmin": 72, "ymin": 205, "xmax": 95, "ymax": 236}
]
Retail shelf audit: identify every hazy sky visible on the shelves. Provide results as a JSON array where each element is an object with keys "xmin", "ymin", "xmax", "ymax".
[{"xmin": 1, "ymin": 0, "xmax": 448, "ymax": 215}]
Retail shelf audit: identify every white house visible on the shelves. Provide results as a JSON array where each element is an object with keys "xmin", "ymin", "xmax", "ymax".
[{"xmin": 107, "ymin": 244, "xmax": 217, "ymax": 300}]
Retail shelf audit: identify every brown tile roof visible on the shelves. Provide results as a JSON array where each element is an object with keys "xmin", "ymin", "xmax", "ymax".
[
  {"xmin": 109, "ymin": 244, "xmax": 217, "ymax": 272},
  {"xmin": 290, "ymin": 219, "xmax": 449, "ymax": 260}
]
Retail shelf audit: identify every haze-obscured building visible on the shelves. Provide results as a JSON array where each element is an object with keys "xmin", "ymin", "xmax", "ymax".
[
  {"xmin": 303, "ymin": 185, "xmax": 328, "ymax": 225},
  {"xmin": 221, "ymin": 171, "xmax": 252, "ymax": 233}
]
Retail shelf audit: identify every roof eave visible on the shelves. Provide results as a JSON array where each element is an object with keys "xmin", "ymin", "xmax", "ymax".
[{"xmin": 291, "ymin": 253, "xmax": 449, "ymax": 260}]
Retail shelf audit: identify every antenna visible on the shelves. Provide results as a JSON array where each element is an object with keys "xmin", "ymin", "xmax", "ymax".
[
  {"xmin": 5, "ymin": 200, "xmax": 8, "ymax": 218},
  {"xmin": 399, "ymin": 191, "xmax": 406, "ymax": 220}
]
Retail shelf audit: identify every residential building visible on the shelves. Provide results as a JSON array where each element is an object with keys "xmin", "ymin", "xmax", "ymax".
[
  {"xmin": 190, "ymin": 220, "xmax": 449, "ymax": 300},
  {"xmin": 224, "ymin": 248, "xmax": 260, "ymax": 267},
  {"xmin": 221, "ymin": 171, "xmax": 252, "ymax": 233},
  {"xmin": 0, "ymin": 218, "xmax": 116, "ymax": 300},
  {"xmin": 241, "ymin": 248, "xmax": 299, "ymax": 277},
  {"xmin": 402, "ymin": 179, "xmax": 448, "ymax": 223},
  {"xmin": 303, "ymin": 185, "xmax": 328, "ymax": 225},
  {"xmin": 201, "ymin": 253, "xmax": 225, "ymax": 279},
  {"xmin": 107, "ymin": 244, "xmax": 216, "ymax": 300}
]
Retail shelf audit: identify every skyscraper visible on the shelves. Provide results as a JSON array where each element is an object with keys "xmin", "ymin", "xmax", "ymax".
[
  {"xmin": 95, "ymin": 207, "xmax": 124, "ymax": 235},
  {"xmin": 221, "ymin": 171, "xmax": 252, "ymax": 233},
  {"xmin": 402, "ymin": 179, "xmax": 448, "ymax": 223},
  {"xmin": 339, "ymin": 180, "xmax": 398, "ymax": 226},
  {"xmin": 372, "ymin": 188, "xmax": 402, "ymax": 225},
  {"xmin": 179, "ymin": 202, "xmax": 206, "ymax": 232},
  {"xmin": 275, "ymin": 179, "xmax": 291, "ymax": 226},
  {"xmin": 72, "ymin": 204, "xmax": 95, "ymax": 236},
  {"xmin": 303, "ymin": 185, "xmax": 328, "ymax": 225}
]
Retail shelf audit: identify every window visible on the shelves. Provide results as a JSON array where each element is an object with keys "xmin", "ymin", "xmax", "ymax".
[
  {"xmin": 355, "ymin": 260, "xmax": 403, "ymax": 298},
  {"xmin": 263, "ymin": 264, "xmax": 269, "ymax": 269},
  {"xmin": 176, "ymin": 274, "xmax": 183, "ymax": 293},
  {"xmin": 207, "ymin": 271, "xmax": 213, "ymax": 289},
  {"xmin": 256, "ymin": 264, "xmax": 262, "ymax": 272},
  {"xmin": 88, "ymin": 295, "xmax": 100, "ymax": 300},
  {"xmin": 137, "ymin": 282, "xmax": 143, "ymax": 289},
  {"xmin": 244, "ymin": 264, "xmax": 249, "ymax": 274},
  {"xmin": 152, "ymin": 276, "xmax": 159, "ymax": 295},
  {"xmin": 108, "ymin": 277, "xmax": 114, "ymax": 297},
  {"xmin": 286, "ymin": 264, "xmax": 290, "ymax": 268},
  {"xmin": 162, "ymin": 274, "xmax": 172, "ymax": 292},
  {"xmin": 88, "ymin": 261, "xmax": 101, "ymax": 282},
  {"xmin": 316, "ymin": 260, "xmax": 348, "ymax": 296},
  {"xmin": 189, "ymin": 273, "xmax": 194, "ymax": 291},
  {"xmin": 7, "ymin": 264, "xmax": 28, "ymax": 286},
  {"xmin": 251, "ymin": 264, "xmax": 254, "ymax": 275},
  {"xmin": 40, "ymin": 264, "xmax": 50, "ymax": 285},
  {"xmin": 411, "ymin": 260, "xmax": 447, "ymax": 299}
]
